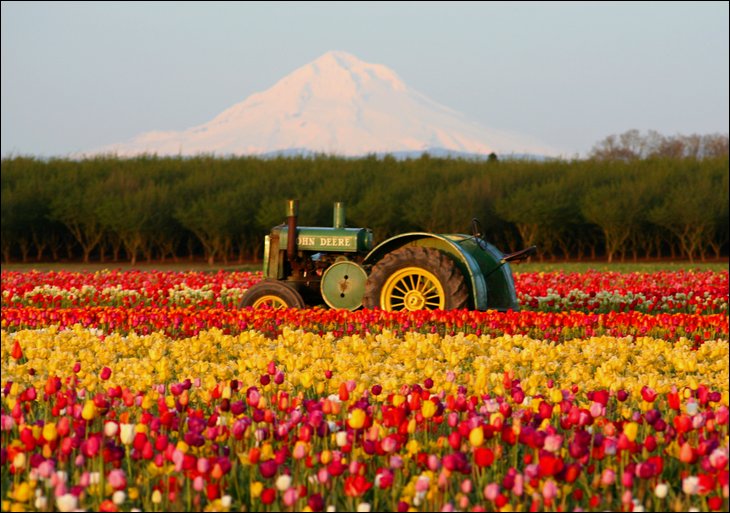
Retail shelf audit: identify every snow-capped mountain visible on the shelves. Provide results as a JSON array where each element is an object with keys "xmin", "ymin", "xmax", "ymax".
[{"xmin": 89, "ymin": 51, "xmax": 555, "ymax": 158}]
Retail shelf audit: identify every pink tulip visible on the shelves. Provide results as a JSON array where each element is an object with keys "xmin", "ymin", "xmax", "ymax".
[
  {"xmin": 483, "ymin": 483, "xmax": 499, "ymax": 501},
  {"xmin": 107, "ymin": 469, "xmax": 126, "ymax": 490},
  {"xmin": 381, "ymin": 435, "xmax": 398, "ymax": 453},
  {"xmin": 283, "ymin": 487, "xmax": 298, "ymax": 507},
  {"xmin": 542, "ymin": 480, "xmax": 558, "ymax": 501},
  {"xmin": 543, "ymin": 434, "xmax": 563, "ymax": 453},
  {"xmin": 512, "ymin": 473, "xmax": 524, "ymax": 496},
  {"xmin": 461, "ymin": 479, "xmax": 473, "ymax": 494},
  {"xmin": 709, "ymin": 447, "xmax": 728, "ymax": 470},
  {"xmin": 427, "ymin": 454, "xmax": 440, "ymax": 471},
  {"xmin": 621, "ymin": 470, "xmax": 633, "ymax": 488},
  {"xmin": 197, "ymin": 457, "xmax": 210, "ymax": 474},
  {"xmin": 193, "ymin": 476, "xmax": 205, "ymax": 492},
  {"xmin": 317, "ymin": 467, "xmax": 329, "ymax": 484},
  {"xmin": 600, "ymin": 469, "xmax": 615, "ymax": 486},
  {"xmin": 589, "ymin": 401, "xmax": 605, "ymax": 418}
]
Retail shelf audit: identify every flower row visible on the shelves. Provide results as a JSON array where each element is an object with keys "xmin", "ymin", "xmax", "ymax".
[
  {"xmin": 3, "ymin": 328, "xmax": 728, "ymax": 401},
  {"xmin": 2, "ymin": 270, "xmax": 727, "ymax": 314},
  {"xmin": 1, "ymin": 270, "xmax": 260, "ymax": 310},
  {"xmin": 2, "ymin": 306, "xmax": 728, "ymax": 345},
  {"xmin": 2, "ymin": 329, "xmax": 729, "ymax": 512}
]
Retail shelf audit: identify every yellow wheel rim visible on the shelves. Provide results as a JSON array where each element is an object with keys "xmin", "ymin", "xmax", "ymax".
[
  {"xmin": 381, "ymin": 267, "xmax": 445, "ymax": 311},
  {"xmin": 252, "ymin": 295, "xmax": 288, "ymax": 309}
]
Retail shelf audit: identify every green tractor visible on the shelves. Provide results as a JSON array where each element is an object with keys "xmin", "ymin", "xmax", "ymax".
[{"xmin": 240, "ymin": 200, "xmax": 536, "ymax": 311}]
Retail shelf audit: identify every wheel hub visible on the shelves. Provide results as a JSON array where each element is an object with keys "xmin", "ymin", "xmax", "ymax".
[{"xmin": 403, "ymin": 290, "xmax": 426, "ymax": 309}]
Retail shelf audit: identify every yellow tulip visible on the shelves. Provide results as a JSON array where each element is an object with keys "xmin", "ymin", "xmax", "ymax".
[
  {"xmin": 81, "ymin": 400, "xmax": 97, "ymax": 421},
  {"xmin": 260, "ymin": 443, "xmax": 274, "ymax": 461},
  {"xmin": 469, "ymin": 426, "xmax": 484, "ymax": 447},
  {"xmin": 349, "ymin": 408, "xmax": 367, "ymax": 429},
  {"xmin": 421, "ymin": 400, "xmax": 437, "ymax": 419},
  {"xmin": 406, "ymin": 439, "xmax": 420, "ymax": 456},
  {"xmin": 623, "ymin": 422, "xmax": 639, "ymax": 442},
  {"xmin": 13, "ymin": 482, "xmax": 32, "ymax": 503},
  {"xmin": 141, "ymin": 395, "xmax": 154, "ymax": 410},
  {"xmin": 250, "ymin": 481, "xmax": 263, "ymax": 498},
  {"xmin": 316, "ymin": 450, "xmax": 331, "ymax": 466},
  {"xmin": 407, "ymin": 418, "xmax": 417, "ymax": 434},
  {"xmin": 42, "ymin": 423, "xmax": 57, "ymax": 442},
  {"xmin": 12, "ymin": 452, "xmax": 26, "ymax": 470}
]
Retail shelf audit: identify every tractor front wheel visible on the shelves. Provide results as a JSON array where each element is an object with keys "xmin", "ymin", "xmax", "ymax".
[
  {"xmin": 240, "ymin": 280, "xmax": 306, "ymax": 309},
  {"xmin": 362, "ymin": 246, "xmax": 469, "ymax": 311}
]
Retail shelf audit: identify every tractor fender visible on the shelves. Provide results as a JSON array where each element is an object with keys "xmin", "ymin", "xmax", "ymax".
[{"xmin": 363, "ymin": 233, "xmax": 489, "ymax": 310}]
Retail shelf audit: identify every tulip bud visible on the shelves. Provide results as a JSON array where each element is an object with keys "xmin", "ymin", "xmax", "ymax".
[
  {"xmin": 421, "ymin": 400, "xmax": 437, "ymax": 419},
  {"xmin": 56, "ymin": 494, "xmax": 78, "ymax": 512},
  {"xmin": 348, "ymin": 408, "xmax": 366, "ymax": 430},
  {"xmin": 469, "ymin": 426, "xmax": 484, "ymax": 447},
  {"xmin": 484, "ymin": 482, "xmax": 500, "ymax": 501},
  {"xmin": 654, "ymin": 483, "xmax": 668, "ymax": 498},
  {"xmin": 679, "ymin": 442, "xmax": 695, "ymax": 463},
  {"xmin": 12, "ymin": 451, "xmax": 26, "ymax": 470},
  {"xmin": 119, "ymin": 423, "xmax": 135, "ymax": 445},
  {"xmin": 600, "ymin": 469, "xmax": 615, "ymax": 486},
  {"xmin": 11, "ymin": 341, "xmax": 23, "ymax": 360},
  {"xmin": 42, "ymin": 422, "xmax": 58, "ymax": 442},
  {"xmin": 81, "ymin": 400, "xmax": 97, "ymax": 421},
  {"xmin": 682, "ymin": 476, "xmax": 699, "ymax": 495},
  {"xmin": 104, "ymin": 421, "xmax": 118, "ymax": 438},
  {"xmin": 623, "ymin": 422, "xmax": 639, "ymax": 442}
]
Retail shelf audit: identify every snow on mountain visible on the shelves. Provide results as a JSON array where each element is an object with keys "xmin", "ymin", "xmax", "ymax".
[{"xmin": 89, "ymin": 51, "xmax": 555, "ymax": 158}]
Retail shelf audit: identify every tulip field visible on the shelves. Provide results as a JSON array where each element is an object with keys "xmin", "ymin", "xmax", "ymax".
[{"xmin": 1, "ymin": 268, "xmax": 728, "ymax": 512}]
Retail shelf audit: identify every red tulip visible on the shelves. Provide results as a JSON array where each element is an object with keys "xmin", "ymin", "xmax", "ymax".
[
  {"xmin": 640, "ymin": 386, "xmax": 658, "ymax": 402},
  {"xmin": 99, "ymin": 500, "xmax": 118, "ymax": 512},
  {"xmin": 674, "ymin": 414, "xmax": 693, "ymax": 434},
  {"xmin": 538, "ymin": 453, "xmax": 564, "ymax": 477},
  {"xmin": 344, "ymin": 475, "xmax": 373, "ymax": 497},
  {"xmin": 11, "ymin": 340, "xmax": 23, "ymax": 360},
  {"xmin": 474, "ymin": 447, "xmax": 495, "ymax": 467},
  {"xmin": 260, "ymin": 488, "xmax": 276, "ymax": 505},
  {"xmin": 259, "ymin": 459, "xmax": 278, "ymax": 478}
]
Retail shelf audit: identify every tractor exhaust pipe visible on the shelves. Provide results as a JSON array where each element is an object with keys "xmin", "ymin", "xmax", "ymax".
[
  {"xmin": 286, "ymin": 199, "xmax": 299, "ymax": 262},
  {"xmin": 333, "ymin": 202, "xmax": 345, "ymax": 228}
]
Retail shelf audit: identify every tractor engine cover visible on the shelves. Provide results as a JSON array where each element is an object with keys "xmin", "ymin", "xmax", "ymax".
[
  {"xmin": 320, "ymin": 260, "xmax": 368, "ymax": 310},
  {"xmin": 278, "ymin": 227, "xmax": 373, "ymax": 253}
]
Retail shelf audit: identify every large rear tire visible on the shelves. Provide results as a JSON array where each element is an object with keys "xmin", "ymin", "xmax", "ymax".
[
  {"xmin": 240, "ymin": 280, "xmax": 306, "ymax": 309},
  {"xmin": 362, "ymin": 246, "xmax": 469, "ymax": 311}
]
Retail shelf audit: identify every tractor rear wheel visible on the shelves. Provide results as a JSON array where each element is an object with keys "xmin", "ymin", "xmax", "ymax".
[
  {"xmin": 240, "ymin": 280, "xmax": 306, "ymax": 309},
  {"xmin": 363, "ymin": 246, "xmax": 469, "ymax": 311}
]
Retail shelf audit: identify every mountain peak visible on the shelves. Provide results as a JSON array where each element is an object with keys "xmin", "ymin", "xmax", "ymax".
[
  {"xmin": 283, "ymin": 50, "xmax": 407, "ymax": 95},
  {"xmin": 313, "ymin": 50, "xmax": 363, "ymax": 69},
  {"xmin": 88, "ymin": 51, "xmax": 555, "ymax": 158}
]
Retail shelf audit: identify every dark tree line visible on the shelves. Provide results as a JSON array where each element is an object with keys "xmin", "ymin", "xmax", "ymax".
[{"xmin": 2, "ymin": 132, "xmax": 728, "ymax": 264}]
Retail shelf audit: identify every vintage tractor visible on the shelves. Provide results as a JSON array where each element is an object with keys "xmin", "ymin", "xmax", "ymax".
[{"xmin": 240, "ymin": 200, "xmax": 536, "ymax": 311}]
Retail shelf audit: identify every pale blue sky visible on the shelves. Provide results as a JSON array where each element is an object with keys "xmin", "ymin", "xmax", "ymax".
[{"xmin": 2, "ymin": 1, "xmax": 728, "ymax": 158}]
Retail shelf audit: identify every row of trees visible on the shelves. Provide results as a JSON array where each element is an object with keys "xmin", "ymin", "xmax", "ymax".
[
  {"xmin": 2, "ymin": 151, "xmax": 728, "ymax": 264},
  {"xmin": 589, "ymin": 131, "xmax": 728, "ymax": 161}
]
